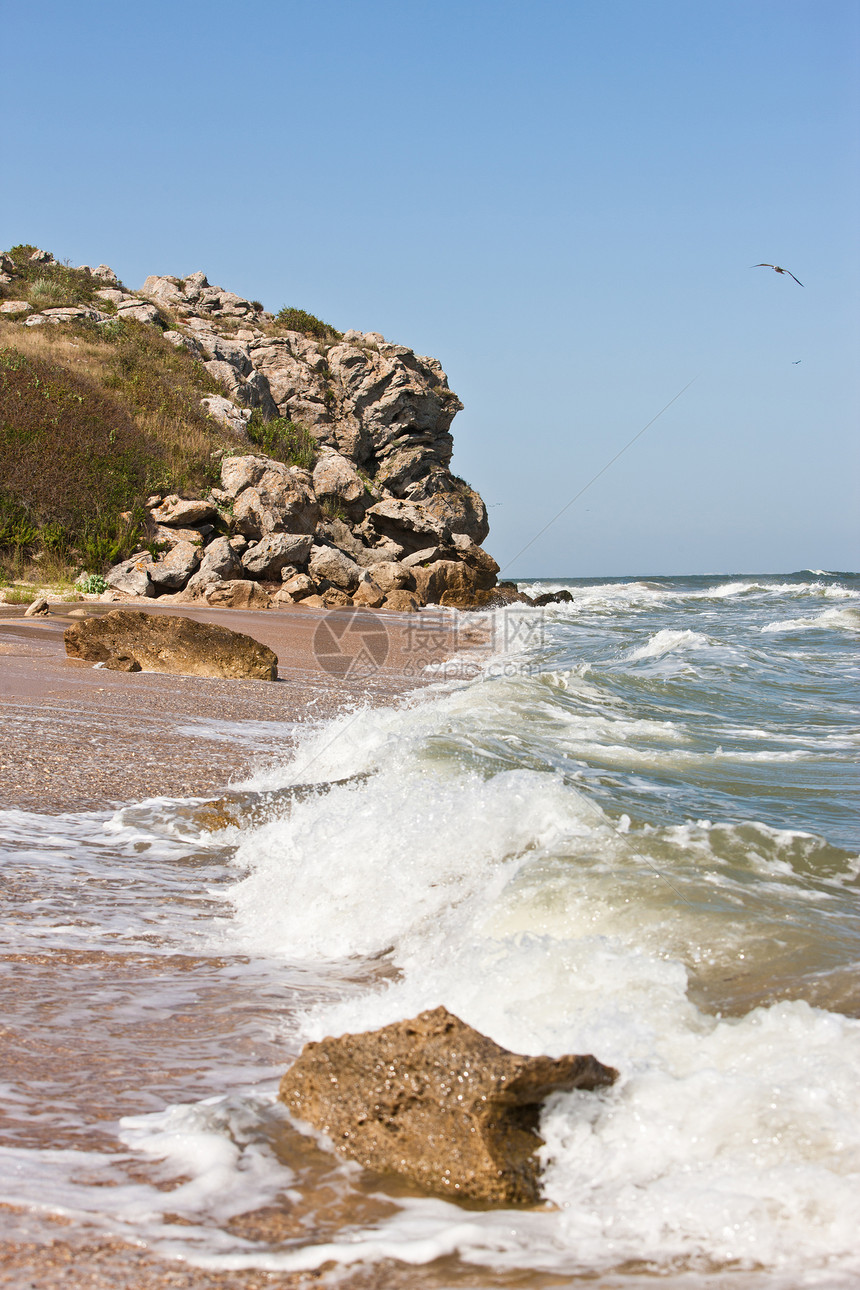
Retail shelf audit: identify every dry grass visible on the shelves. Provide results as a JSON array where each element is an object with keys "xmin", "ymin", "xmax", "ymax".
[{"xmin": 0, "ymin": 317, "xmax": 235, "ymax": 577}]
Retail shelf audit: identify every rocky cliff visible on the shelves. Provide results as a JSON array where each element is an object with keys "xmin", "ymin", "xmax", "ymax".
[{"xmin": 1, "ymin": 246, "xmax": 507, "ymax": 611}]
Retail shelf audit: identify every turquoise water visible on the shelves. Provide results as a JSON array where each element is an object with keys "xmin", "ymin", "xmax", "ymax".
[{"xmin": 1, "ymin": 570, "xmax": 858, "ymax": 1287}]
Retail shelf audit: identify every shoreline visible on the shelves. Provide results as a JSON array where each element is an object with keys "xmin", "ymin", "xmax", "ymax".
[
  {"xmin": 0, "ymin": 601, "xmax": 495, "ymax": 1290},
  {"xmin": 0, "ymin": 600, "xmax": 469, "ymax": 813}
]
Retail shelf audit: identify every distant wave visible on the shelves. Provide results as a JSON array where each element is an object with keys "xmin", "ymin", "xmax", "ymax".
[{"xmin": 761, "ymin": 606, "xmax": 860, "ymax": 634}]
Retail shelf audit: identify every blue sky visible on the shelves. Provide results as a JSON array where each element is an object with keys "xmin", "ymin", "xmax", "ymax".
[{"xmin": 3, "ymin": 0, "xmax": 858, "ymax": 575}]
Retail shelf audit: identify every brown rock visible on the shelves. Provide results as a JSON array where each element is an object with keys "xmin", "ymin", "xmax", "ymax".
[
  {"xmin": 381, "ymin": 590, "xmax": 421, "ymax": 612},
  {"xmin": 439, "ymin": 587, "xmax": 498, "ymax": 609},
  {"xmin": 204, "ymin": 580, "xmax": 272, "ymax": 610},
  {"xmin": 363, "ymin": 560, "xmax": 414, "ymax": 594},
  {"xmin": 412, "ymin": 560, "xmax": 480, "ymax": 606},
  {"xmin": 147, "ymin": 539, "xmax": 201, "ymax": 590},
  {"xmin": 352, "ymin": 573, "xmax": 385, "ymax": 608},
  {"xmin": 320, "ymin": 587, "xmax": 353, "ymax": 608},
  {"xmin": 102, "ymin": 654, "xmax": 142, "ymax": 672},
  {"xmin": 23, "ymin": 596, "xmax": 50, "ymax": 617},
  {"xmin": 63, "ymin": 609, "xmax": 277, "ymax": 680},
  {"xmin": 281, "ymin": 572, "xmax": 316, "ymax": 600},
  {"xmin": 150, "ymin": 495, "xmax": 218, "ymax": 527},
  {"xmin": 279, "ymin": 1006, "xmax": 617, "ymax": 1206},
  {"xmin": 363, "ymin": 499, "xmax": 449, "ymax": 556}
]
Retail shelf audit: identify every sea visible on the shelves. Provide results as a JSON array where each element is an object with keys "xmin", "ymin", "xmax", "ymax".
[{"xmin": 1, "ymin": 570, "xmax": 859, "ymax": 1289}]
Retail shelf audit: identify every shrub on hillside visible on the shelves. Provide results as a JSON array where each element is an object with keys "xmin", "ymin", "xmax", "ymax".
[
  {"xmin": 246, "ymin": 411, "xmax": 318, "ymax": 469},
  {"xmin": 275, "ymin": 306, "xmax": 341, "ymax": 341},
  {"xmin": 1, "ymin": 246, "xmax": 101, "ymax": 310}
]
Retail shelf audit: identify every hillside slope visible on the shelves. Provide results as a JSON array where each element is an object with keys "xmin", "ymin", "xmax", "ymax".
[{"xmin": 1, "ymin": 244, "xmax": 504, "ymax": 610}]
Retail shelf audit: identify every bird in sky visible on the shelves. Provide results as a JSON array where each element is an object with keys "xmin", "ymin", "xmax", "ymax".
[{"xmin": 752, "ymin": 263, "xmax": 804, "ymax": 286}]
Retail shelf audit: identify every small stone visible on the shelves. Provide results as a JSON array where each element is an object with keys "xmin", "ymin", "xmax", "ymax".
[{"xmin": 102, "ymin": 655, "xmax": 142, "ymax": 672}]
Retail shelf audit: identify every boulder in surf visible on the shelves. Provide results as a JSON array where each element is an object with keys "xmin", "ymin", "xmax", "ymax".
[{"xmin": 279, "ymin": 1005, "xmax": 617, "ymax": 1206}]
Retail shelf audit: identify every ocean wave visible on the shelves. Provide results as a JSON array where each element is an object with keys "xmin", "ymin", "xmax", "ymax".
[
  {"xmin": 761, "ymin": 606, "xmax": 860, "ymax": 633},
  {"xmin": 626, "ymin": 627, "xmax": 716, "ymax": 661},
  {"xmin": 698, "ymin": 579, "xmax": 856, "ymax": 602}
]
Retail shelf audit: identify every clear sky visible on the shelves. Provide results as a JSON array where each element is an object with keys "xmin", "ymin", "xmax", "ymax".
[{"xmin": 3, "ymin": 0, "xmax": 858, "ymax": 576}]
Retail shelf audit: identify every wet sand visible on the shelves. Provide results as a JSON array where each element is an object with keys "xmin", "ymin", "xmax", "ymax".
[
  {"xmin": 0, "ymin": 600, "xmax": 495, "ymax": 1290},
  {"xmin": 0, "ymin": 599, "xmax": 469, "ymax": 812}
]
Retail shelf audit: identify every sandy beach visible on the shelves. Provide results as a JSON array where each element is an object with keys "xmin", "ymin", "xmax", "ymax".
[
  {"xmin": 0, "ymin": 600, "xmax": 495, "ymax": 1290},
  {"xmin": 0, "ymin": 600, "xmax": 463, "ymax": 813}
]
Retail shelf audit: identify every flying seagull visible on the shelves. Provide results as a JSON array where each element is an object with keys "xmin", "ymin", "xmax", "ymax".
[{"xmin": 752, "ymin": 263, "xmax": 804, "ymax": 286}]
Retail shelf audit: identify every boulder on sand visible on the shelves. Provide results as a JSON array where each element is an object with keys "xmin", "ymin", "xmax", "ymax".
[
  {"xmin": 279, "ymin": 1005, "xmax": 617, "ymax": 1206},
  {"xmin": 63, "ymin": 609, "xmax": 278, "ymax": 680}
]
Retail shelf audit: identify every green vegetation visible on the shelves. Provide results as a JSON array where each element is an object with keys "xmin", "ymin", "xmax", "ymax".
[
  {"xmin": 319, "ymin": 498, "xmax": 348, "ymax": 522},
  {"xmin": 0, "ymin": 245, "xmax": 338, "ymax": 584},
  {"xmin": 1, "ymin": 245, "xmax": 103, "ymax": 311},
  {"xmin": 2, "ymin": 585, "xmax": 36, "ymax": 605},
  {"xmin": 75, "ymin": 572, "xmax": 109, "ymax": 594},
  {"xmin": 275, "ymin": 305, "xmax": 341, "ymax": 342},
  {"xmin": 0, "ymin": 345, "xmax": 155, "ymax": 572},
  {"xmin": 0, "ymin": 320, "xmax": 235, "ymax": 579},
  {"xmin": 246, "ymin": 411, "xmax": 318, "ymax": 469}
]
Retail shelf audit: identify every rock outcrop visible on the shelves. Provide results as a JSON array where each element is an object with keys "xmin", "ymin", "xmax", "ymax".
[
  {"xmin": 2, "ymin": 248, "xmax": 505, "ymax": 610},
  {"xmin": 279, "ymin": 1006, "xmax": 618, "ymax": 1206},
  {"xmin": 63, "ymin": 609, "xmax": 278, "ymax": 680}
]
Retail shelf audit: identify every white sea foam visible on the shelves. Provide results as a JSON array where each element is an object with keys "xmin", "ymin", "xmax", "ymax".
[
  {"xmin": 761, "ymin": 606, "xmax": 860, "ymax": 633},
  {"xmin": 133, "ymin": 682, "xmax": 847, "ymax": 1278},
  {"xmin": 626, "ymin": 627, "xmax": 715, "ymax": 660},
  {"xmin": 4, "ymin": 570, "xmax": 858, "ymax": 1284}
]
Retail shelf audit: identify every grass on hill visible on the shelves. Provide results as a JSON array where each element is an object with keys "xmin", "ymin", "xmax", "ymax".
[
  {"xmin": 1, "ymin": 244, "xmax": 106, "ymax": 312},
  {"xmin": 1, "ymin": 246, "xmax": 327, "ymax": 582},
  {"xmin": 0, "ymin": 314, "xmax": 322, "ymax": 581},
  {"xmin": 0, "ymin": 317, "xmax": 235, "ymax": 578}
]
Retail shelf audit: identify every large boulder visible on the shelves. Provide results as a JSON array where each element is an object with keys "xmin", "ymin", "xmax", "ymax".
[
  {"xmin": 204, "ymin": 580, "xmax": 272, "ymax": 610},
  {"xmin": 351, "ymin": 571, "xmax": 385, "ymax": 608},
  {"xmin": 312, "ymin": 449, "xmax": 370, "ymax": 520},
  {"xmin": 247, "ymin": 335, "xmax": 333, "ymax": 431},
  {"xmin": 116, "ymin": 300, "xmax": 161, "ymax": 325},
  {"xmin": 221, "ymin": 456, "xmax": 321, "ymax": 539},
  {"xmin": 150, "ymin": 495, "xmax": 218, "ymax": 528},
  {"xmin": 147, "ymin": 539, "xmax": 201, "ymax": 590},
  {"xmin": 381, "ymin": 589, "xmax": 421, "ymax": 612},
  {"xmin": 308, "ymin": 543, "xmax": 362, "ymax": 591},
  {"xmin": 201, "ymin": 394, "xmax": 251, "ymax": 435},
  {"xmin": 364, "ymin": 560, "xmax": 414, "ymax": 594},
  {"xmin": 411, "ymin": 559, "xmax": 483, "ymax": 606},
  {"xmin": 63, "ymin": 610, "xmax": 278, "ymax": 679},
  {"xmin": 180, "ymin": 537, "xmax": 244, "ymax": 597},
  {"xmin": 241, "ymin": 532, "xmax": 314, "ymax": 578},
  {"xmin": 279, "ymin": 1007, "xmax": 617, "ymax": 1206},
  {"xmin": 362, "ymin": 499, "xmax": 449, "ymax": 556},
  {"xmin": 409, "ymin": 475, "xmax": 490, "ymax": 545},
  {"xmin": 279, "ymin": 572, "xmax": 316, "ymax": 601},
  {"xmin": 105, "ymin": 554, "xmax": 157, "ymax": 598}
]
